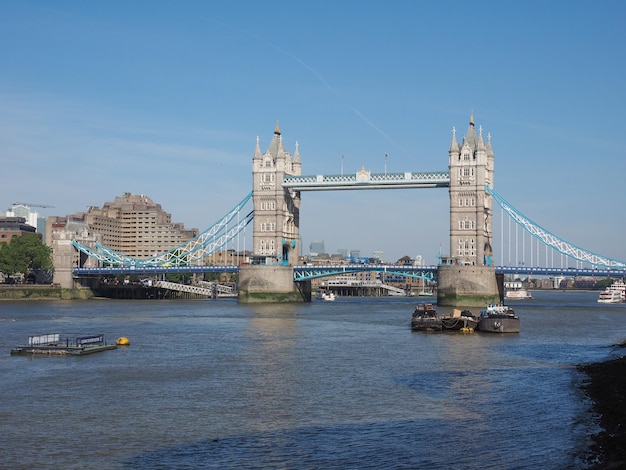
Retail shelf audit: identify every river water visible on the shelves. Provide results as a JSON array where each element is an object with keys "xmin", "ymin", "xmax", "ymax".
[{"xmin": 1, "ymin": 290, "xmax": 624, "ymax": 469}]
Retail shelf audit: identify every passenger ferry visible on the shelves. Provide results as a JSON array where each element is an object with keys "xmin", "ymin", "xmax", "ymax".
[
  {"xmin": 597, "ymin": 280, "xmax": 626, "ymax": 304},
  {"xmin": 504, "ymin": 281, "xmax": 532, "ymax": 300}
]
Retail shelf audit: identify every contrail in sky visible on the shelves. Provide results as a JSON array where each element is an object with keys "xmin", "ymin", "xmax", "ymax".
[{"xmin": 225, "ymin": 23, "xmax": 406, "ymax": 154}]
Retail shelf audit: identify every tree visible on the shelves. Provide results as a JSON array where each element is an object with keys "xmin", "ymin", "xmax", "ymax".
[
  {"xmin": 0, "ymin": 234, "xmax": 53, "ymax": 281},
  {"xmin": 595, "ymin": 277, "xmax": 617, "ymax": 290}
]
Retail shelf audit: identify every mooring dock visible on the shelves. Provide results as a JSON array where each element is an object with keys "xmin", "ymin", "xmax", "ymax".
[{"xmin": 10, "ymin": 333, "xmax": 118, "ymax": 356}]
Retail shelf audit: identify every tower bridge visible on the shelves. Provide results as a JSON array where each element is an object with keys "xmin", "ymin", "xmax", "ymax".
[
  {"xmin": 69, "ymin": 116, "xmax": 626, "ymax": 305},
  {"xmin": 236, "ymin": 116, "xmax": 497, "ymax": 305}
]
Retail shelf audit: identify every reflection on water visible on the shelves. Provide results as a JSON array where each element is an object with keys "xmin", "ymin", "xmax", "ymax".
[{"xmin": 0, "ymin": 291, "xmax": 623, "ymax": 468}]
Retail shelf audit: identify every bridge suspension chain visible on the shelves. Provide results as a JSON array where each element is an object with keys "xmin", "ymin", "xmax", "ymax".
[{"xmin": 486, "ymin": 186, "xmax": 625, "ymax": 268}]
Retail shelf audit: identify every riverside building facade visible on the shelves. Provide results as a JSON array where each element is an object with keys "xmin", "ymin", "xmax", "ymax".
[
  {"xmin": 65, "ymin": 193, "xmax": 198, "ymax": 259},
  {"xmin": 47, "ymin": 193, "xmax": 198, "ymax": 288}
]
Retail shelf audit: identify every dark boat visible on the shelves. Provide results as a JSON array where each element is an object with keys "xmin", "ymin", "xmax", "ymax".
[
  {"xmin": 411, "ymin": 303, "xmax": 442, "ymax": 332},
  {"xmin": 440, "ymin": 309, "xmax": 479, "ymax": 332},
  {"xmin": 477, "ymin": 304, "xmax": 520, "ymax": 333}
]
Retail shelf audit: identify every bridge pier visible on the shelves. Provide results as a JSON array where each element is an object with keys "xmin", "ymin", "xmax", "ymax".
[
  {"xmin": 238, "ymin": 265, "xmax": 311, "ymax": 303},
  {"xmin": 436, "ymin": 265, "xmax": 500, "ymax": 307}
]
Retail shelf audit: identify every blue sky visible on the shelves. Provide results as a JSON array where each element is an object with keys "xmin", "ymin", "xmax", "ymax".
[{"xmin": 1, "ymin": 1, "xmax": 625, "ymax": 265}]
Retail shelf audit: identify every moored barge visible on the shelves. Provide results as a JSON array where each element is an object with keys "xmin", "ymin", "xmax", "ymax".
[
  {"xmin": 441, "ymin": 309, "xmax": 479, "ymax": 332},
  {"xmin": 411, "ymin": 303, "xmax": 442, "ymax": 332},
  {"xmin": 477, "ymin": 304, "xmax": 520, "ymax": 333}
]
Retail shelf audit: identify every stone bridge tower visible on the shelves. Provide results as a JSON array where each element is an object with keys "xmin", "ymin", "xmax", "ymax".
[
  {"xmin": 448, "ymin": 114, "xmax": 494, "ymax": 266},
  {"xmin": 437, "ymin": 114, "xmax": 500, "ymax": 307},
  {"xmin": 250, "ymin": 123, "xmax": 302, "ymax": 265},
  {"xmin": 238, "ymin": 124, "xmax": 309, "ymax": 302}
]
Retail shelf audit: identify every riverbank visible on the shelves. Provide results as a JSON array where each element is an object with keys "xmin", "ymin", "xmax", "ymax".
[
  {"xmin": 0, "ymin": 285, "xmax": 94, "ymax": 300},
  {"xmin": 578, "ymin": 342, "xmax": 626, "ymax": 469}
]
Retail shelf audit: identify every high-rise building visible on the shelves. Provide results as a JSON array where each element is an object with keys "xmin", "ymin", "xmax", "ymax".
[
  {"xmin": 56, "ymin": 192, "xmax": 198, "ymax": 259},
  {"xmin": 309, "ymin": 240, "xmax": 325, "ymax": 256}
]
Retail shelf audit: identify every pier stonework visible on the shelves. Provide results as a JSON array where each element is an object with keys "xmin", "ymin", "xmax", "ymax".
[
  {"xmin": 238, "ymin": 264, "xmax": 310, "ymax": 302},
  {"xmin": 437, "ymin": 265, "xmax": 500, "ymax": 307},
  {"xmin": 438, "ymin": 115, "xmax": 500, "ymax": 306},
  {"xmin": 238, "ymin": 124, "xmax": 310, "ymax": 303}
]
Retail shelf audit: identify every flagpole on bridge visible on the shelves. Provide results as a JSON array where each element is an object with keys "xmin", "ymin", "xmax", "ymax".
[{"xmin": 385, "ymin": 153, "xmax": 388, "ymax": 175}]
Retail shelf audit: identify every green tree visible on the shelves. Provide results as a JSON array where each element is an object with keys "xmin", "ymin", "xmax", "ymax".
[
  {"xmin": 0, "ymin": 234, "xmax": 53, "ymax": 279},
  {"xmin": 595, "ymin": 277, "xmax": 617, "ymax": 290}
]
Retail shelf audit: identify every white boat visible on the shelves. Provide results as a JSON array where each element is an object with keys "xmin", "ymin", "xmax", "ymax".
[
  {"xmin": 505, "ymin": 289, "xmax": 532, "ymax": 300},
  {"xmin": 504, "ymin": 281, "xmax": 532, "ymax": 300},
  {"xmin": 597, "ymin": 290, "xmax": 623, "ymax": 304},
  {"xmin": 597, "ymin": 280, "xmax": 625, "ymax": 303},
  {"xmin": 316, "ymin": 290, "xmax": 336, "ymax": 301}
]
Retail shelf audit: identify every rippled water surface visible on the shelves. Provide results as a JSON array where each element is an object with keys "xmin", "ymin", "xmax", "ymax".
[{"xmin": 1, "ymin": 291, "xmax": 625, "ymax": 469}]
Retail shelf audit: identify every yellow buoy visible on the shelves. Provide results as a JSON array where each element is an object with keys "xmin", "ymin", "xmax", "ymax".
[{"xmin": 116, "ymin": 337, "xmax": 130, "ymax": 346}]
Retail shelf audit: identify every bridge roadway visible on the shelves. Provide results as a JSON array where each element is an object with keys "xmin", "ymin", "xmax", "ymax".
[{"xmin": 73, "ymin": 264, "xmax": 626, "ymax": 280}]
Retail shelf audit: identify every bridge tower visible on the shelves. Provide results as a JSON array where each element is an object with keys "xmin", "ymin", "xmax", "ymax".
[
  {"xmin": 238, "ymin": 124, "xmax": 310, "ymax": 302},
  {"xmin": 437, "ymin": 115, "xmax": 500, "ymax": 306},
  {"xmin": 448, "ymin": 114, "xmax": 494, "ymax": 266},
  {"xmin": 250, "ymin": 123, "xmax": 302, "ymax": 265}
]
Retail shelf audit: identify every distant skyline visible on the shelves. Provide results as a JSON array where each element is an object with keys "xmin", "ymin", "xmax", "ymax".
[{"xmin": 2, "ymin": 1, "xmax": 625, "ymax": 264}]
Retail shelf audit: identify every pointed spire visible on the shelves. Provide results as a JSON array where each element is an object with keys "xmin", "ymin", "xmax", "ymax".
[
  {"xmin": 464, "ymin": 112, "xmax": 477, "ymax": 151},
  {"xmin": 449, "ymin": 126, "xmax": 459, "ymax": 152},
  {"xmin": 294, "ymin": 141, "xmax": 301, "ymax": 163},
  {"xmin": 486, "ymin": 132, "xmax": 494, "ymax": 155},
  {"xmin": 253, "ymin": 135, "xmax": 262, "ymax": 160},
  {"xmin": 478, "ymin": 125, "xmax": 485, "ymax": 150},
  {"xmin": 265, "ymin": 123, "xmax": 283, "ymax": 161}
]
